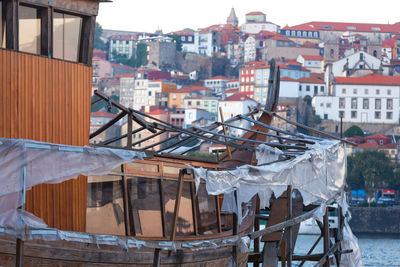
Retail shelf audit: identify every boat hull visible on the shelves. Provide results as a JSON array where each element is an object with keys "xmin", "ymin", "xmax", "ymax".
[{"xmin": 0, "ymin": 235, "xmax": 248, "ymax": 266}]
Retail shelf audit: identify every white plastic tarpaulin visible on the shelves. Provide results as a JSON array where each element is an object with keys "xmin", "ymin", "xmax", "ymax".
[
  {"xmin": 192, "ymin": 139, "xmax": 363, "ymax": 267},
  {"xmin": 0, "ymin": 138, "xmax": 145, "ymax": 230}
]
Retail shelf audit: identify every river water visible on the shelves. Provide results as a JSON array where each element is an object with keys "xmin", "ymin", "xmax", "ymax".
[{"xmin": 250, "ymin": 234, "xmax": 400, "ymax": 266}]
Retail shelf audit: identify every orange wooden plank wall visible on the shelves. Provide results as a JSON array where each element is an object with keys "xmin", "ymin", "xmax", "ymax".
[{"xmin": 0, "ymin": 49, "xmax": 92, "ymax": 232}]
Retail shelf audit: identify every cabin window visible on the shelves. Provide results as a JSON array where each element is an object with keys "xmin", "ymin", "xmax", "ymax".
[
  {"xmin": 18, "ymin": 5, "xmax": 41, "ymax": 55},
  {"xmin": 86, "ymin": 175, "xmax": 126, "ymax": 236},
  {"xmin": 128, "ymin": 177, "xmax": 164, "ymax": 237},
  {"xmin": 163, "ymin": 180, "xmax": 195, "ymax": 236},
  {"xmin": 53, "ymin": 12, "xmax": 82, "ymax": 62},
  {"xmin": 197, "ymin": 183, "xmax": 219, "ymax": 234}
]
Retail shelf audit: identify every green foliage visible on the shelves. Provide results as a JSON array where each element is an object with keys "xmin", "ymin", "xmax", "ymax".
[
  {"xmin": 91, "ymin": 95, "xmax": 119, "ymax": 114},
  {"xmin": 303, "ymin": 95, "xmax": 312, "ymax": 105},
  {"xmin": 135, "ymin": 43, "xmax": 148, "ymax": 68},
  {"xmin": 111, "ymin": 51, "xmax": 135, "ymax": 68},
  {"xmin": 94, "ymin": 22, "xmax": 105, "ymax": 50},
  {"xmin": 347, "ymin": 150, "xmax": 393, "ymax": 197},
  {"xmin": 171, "ymin": 35, "xmax": 182, "ymax": 52},
  {"xmin": 211, "ymin": 56, "xmax": 230, "ymax": 77},
  {"xmin": 344, "ymin": 125, "xmax": 364, "ymax": 137}
]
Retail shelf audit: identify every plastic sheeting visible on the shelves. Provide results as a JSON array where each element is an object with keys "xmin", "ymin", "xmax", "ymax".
[
  {"xmin": 0, "ymin": 138, "xmax": 145, "ymax": 231},
  {"xmin": 193, "ymin": 139, "xmax": 363, "ymax": 267},
  {"xmin": 193, "ymin": 140, "xmax": 346, "ymax": 222}
]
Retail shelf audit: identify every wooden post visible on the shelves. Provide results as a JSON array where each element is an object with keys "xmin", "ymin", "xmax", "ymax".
[
  {"xmin": 189, "ymin": 181, "xmax": 199, "ymax": 235},
  {"xmin": 120, "ymin": 164, "xmax": 131, "ymax": 236},
  {"xmin": 286, "ymin": 186, "xmax": 293, "ymax": 267},
  {"xmin": 16, "ymin": 166, "xmax": 27, "ymax": 267},
  {"xmin": 170, "ymin": 169, "xmax": 186, "ymax": 242},
  {"xmin": 153, "ymin": 248, "xmax": 161, "ymax": 267},
  {"xmin": 219, "ymin": 107, "xmax": 232, "ymax": 159},
  {"xmin": 323, "ymin": 207, "xmax": 330, "ymax": 267},
  {"xmin": 127, "ymin": 113, "xmax": 133, "ymax": 148},
  {"xmin": 5, "ymin": 0, "xmax": 18, "ymax": 50},
  {"xmin": 254, "ymin": 196, "xmax": 260, "ymax": 267},
  {"xmin": 232, "ymin": 190, "xmax": 239, "ymax": 266}
]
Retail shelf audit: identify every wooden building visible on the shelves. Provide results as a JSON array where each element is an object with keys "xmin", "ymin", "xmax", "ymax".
[{"xmin": 0, "ymin": 0, "xmax": 106, "ymax": 231}]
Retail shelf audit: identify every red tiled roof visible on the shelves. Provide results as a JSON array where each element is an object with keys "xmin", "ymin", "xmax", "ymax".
[
  {"xmin": 111, "ymin": 64, "xmax": 135, "ymax": 69},
  {"xmin": 297, "ymin": 76, "xmax": 325, "ymax": 84},
  {"xmin": 173, "ymin": 86, "xmax": 211, "ymax": 93},
  {"xmin": 281, "ymin": 77, "xmax": 297, "ymax": 82},
  {"xmin": 225, "ymin": 88, "xmax": 239, "ymax": 93},
  {"xmin": 335, "ymin": 74, "xmax": 400, "ymax": 86},
  {"xmin": 148, "ymin": 108, "xmax": 169, "ymax": 115},
  {"xmin": 223, "ymin": 93, "xmax": 255, "ymax": 102},
  {"xmin": 284, "ymin": 21, "xmax": 400, "ymax": 33},
  {"xmin": 206, "ymin": 75, "xmax": 228, "ymax": 80},
  {"xmin": 91, "ymin": 111, "xmax": 116, "ymax": 118},
  {"xmin": 246, "ymin": 11, "xmax": 265, "ymax": 16},
  {"xmin": 272, "ymin": 35, "xmax": 293, "ymax": 42},
  {"xmin": 228, "ymin": 79, "xmax": 239, "ymax": 83},
  {"xmin": 301, "ymin": 55, "xmax": 324, "ymax": 61},
  {"xmin": 114, "ymin": 73, "xmax": 135, "ymax": 78},
  {"xmin": 110, "ymin": 34, "xmax": 136, "ymax": 40}
]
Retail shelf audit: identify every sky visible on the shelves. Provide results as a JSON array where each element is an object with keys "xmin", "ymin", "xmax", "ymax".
[{"xmin": 97, "ymin": 0, "xmax": 400, "ymax": 34}]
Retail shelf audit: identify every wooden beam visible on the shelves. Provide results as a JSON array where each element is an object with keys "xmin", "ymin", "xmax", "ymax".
[
  {"xmin": 89, "ymin": 111, "xmax": 127, "ymax": 139},
  {"xmin": 127, "ymin": 113, "xmax": 133, "ymax": 148},
  {"xmin": 120, "ymin": 165, "xmax": 131, "ymax": 236},
  {"xmin": 169, "ymin": 169, "xmax": 186, "ymax": 242},
  {"xmin": 5, "ymin": 0, "xmax": 18, "ymax": 50},
  {"xmin": 79, "ymin": 15, "xmax": 95, "ymax": 65},
  {"xmin": 152, "ymin": 248, "xmax": 161, "ymax": 267},
  {"xmin": 219, "ymin": 107, "xmax": 232, "ymax": 159},
  {"xmin": 159, "ymin": 179, "xmax": 168, "ymax": 237},
  {"xmin": 323, "ymin": 207, "xmax": 330, "ymax": 267},
  {"xmin": 40, "ymin": 6, "xmax": 51, "ymax": 56},
  {"xmin": 287, "ymin": 185, "xmax": 293, "ymax": 267},
  {"xmin": 189, "ymin": 181, "xmax": 199, "ymax": 235}
]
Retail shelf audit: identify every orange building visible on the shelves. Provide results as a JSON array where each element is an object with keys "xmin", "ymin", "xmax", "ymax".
[{"xmin": 168, "ymin": 86, "xmax": 212, "ymax": 109}]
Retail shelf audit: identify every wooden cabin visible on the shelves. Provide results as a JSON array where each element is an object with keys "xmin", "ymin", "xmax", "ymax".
[{"xmin": 0, "ymin": 0, "xmax": 105, "ymax": 232}]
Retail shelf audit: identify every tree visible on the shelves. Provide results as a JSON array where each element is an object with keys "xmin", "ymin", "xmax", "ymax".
[
  {"xmin": 344, "ymin": 125, "xmax": 364, "ymax": 137},
  {"xmin": 347, "ymin": 150, "xmax": 393, "ymax": 200},
  {"xmin": 171, "ymin": 35, "xmax": 182, "ymax": 52},
  {"xmin": 94, "ymin": 22, "xmax": 105, "ymax": 50},
  {"xmin": 111, "ymin": 51, "xmax": 135, "ymax": 68},
  {"xmin": 135, "ymin": 43, "xmax": 148, "ymax": 67}
]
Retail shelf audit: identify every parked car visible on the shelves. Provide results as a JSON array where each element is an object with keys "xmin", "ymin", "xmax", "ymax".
[{"xmin": 377, "ymin": 197, "xmax": 396, "ymax": 206}]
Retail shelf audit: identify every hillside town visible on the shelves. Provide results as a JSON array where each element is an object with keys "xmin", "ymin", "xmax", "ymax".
[{"xmin": 92, "ymin": 8, "xmax": 400, "ymax": 170}]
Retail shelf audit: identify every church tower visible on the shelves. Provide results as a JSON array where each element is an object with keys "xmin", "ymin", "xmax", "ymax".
[{"xmin": 227, "ymin": 7, "xmax": 239, "ymax": 27}]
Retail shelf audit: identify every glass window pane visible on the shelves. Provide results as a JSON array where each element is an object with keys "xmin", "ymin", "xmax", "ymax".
[
  {"xmin": 53, "ymin": 12, "xmax": 82, "ymax": 62},
  {"xmin": 128, "ymin": 177, "xmax": 163, "ymax": 237},
  {"xmin": 163, "ymin": 180, "xmax": 194, "ymax": 236},
  {"xmin": 197, "ymin": 183, "xmax": 218, "ymax": 234},
  {"xmin": 18, "ymin": 5, "xmax": 41, "ymax": 54},
  {"xmin": 86, "ymin": 175, "xmax": 126, "ymax": 235}
]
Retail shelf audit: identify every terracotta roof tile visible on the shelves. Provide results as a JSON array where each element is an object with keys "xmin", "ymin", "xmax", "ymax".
[
  {"xmin": 301, "ymin": 55, "xmax": 324, "ymax": 61},
  {"xmin": 335, "ymin": 74, "xmax": 400, "ymax": 86}
]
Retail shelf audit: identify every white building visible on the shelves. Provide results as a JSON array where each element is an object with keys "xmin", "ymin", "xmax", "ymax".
[
  {"xmin": 241, "ymin": 12, "xmax": 280, "ymax": 34},
  {"xmin": 184, "ymin": 108, "xmax": 215, "ymax": 128},
  {"xmin": 313, "ymin": 74, "xmax": 400, "ymax": 123},
  {"xmin": 296, "ymin": 55, "xmax": 324, "ymax": 73},
  {"xmin": 298, "ymin": 76, "xmax": 326, "ymax": 98},
  {"xmin": 330, "ymin": 51, "xmax": 381, "ymax": 77},
  {"xmin": 244, "ymin": 36, "xmax": 256, "ymax": 62},
  {"xmin": 204, "ymin": 76, "xmax": 228, "ymax": 95},
  {"xmin": 119, "ymin": 76, "xmax": 135, "ymax": 108},
  {"xmin": 198, "ymin": 30, "xmax": 220, "ymax": 56},
  {"xmin": 218, "ymin": 93, "xmax": 258, "ymax": 136}
]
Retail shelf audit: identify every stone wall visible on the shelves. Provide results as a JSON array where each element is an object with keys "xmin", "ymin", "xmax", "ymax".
[{"xmin": 348, "ymin": 206, "xmax": 400, "ymax": 234}]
